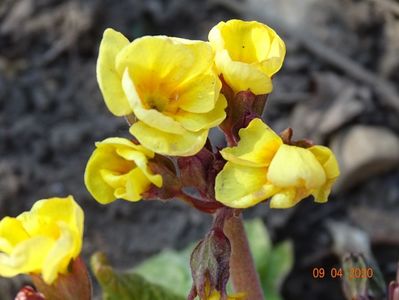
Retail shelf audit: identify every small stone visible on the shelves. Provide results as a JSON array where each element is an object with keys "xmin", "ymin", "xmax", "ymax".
[
  {"xmin": 327, "ymin": 221, "xmax": 371, "ymax": 258},
  {"xmin": 318, "ymin": 86, "xmax": 364, "ymax": 134},
  {"xmin": 331, "ymin": 125, "xmax": 399, "ymax": 191},
  {"xmin": 290, "ymin": 73, "xmax": 366, "ymax": 142}
]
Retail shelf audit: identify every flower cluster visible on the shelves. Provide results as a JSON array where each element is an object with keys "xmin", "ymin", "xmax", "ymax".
[
  {"xmin": 87, "ymin": 19, "xmax": 339, "ymax": 211},
  {"xmin": 0, "ymin": 18, "xmax": 341, "ymax": 300},
  {"xmin": 85, "ymin": 19, "xmax": 339, "ymax": 298}
]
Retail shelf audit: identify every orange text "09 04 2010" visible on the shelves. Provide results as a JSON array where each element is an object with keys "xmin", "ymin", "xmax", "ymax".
[{"xmin": 312, "ymin": 267, "xmax": 374, "ymax": 280}]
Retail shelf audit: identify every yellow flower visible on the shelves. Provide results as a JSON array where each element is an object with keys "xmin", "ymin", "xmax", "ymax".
[
  {"xmin": 215, "ymin": 119, "xmax": 340, "ymax": 208},
  {"xmin": 0, "ymin": 196, "xmax": 83, "ymax": 284},
  {"xmin": 84, "ymin": 137, "xmax": 162, "ymax": 204},
  {"xmin": 97, "ymin": 29, "xmax": 227, "ymax": 156},
  {"xmin": 200, "ymin": 281, "xmax": 244, "ymax": 300},
  {"xmin": 208, "ymin": 19, "xmax": 285, "ymax": 95}
]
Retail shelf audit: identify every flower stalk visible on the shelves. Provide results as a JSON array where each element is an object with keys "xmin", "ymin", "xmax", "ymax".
[
  {"xmin": 177, "ymin": 191, "xmax": 223, "ymax": 214},
  {"xmin": 224, "ymin": 213, "xmax": 265, "ymax": 300}
]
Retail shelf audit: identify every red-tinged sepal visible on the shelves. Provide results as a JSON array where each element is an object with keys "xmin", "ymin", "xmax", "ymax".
[
  {"xmin": 31, "ymin": 257, "xmax": 91, "ymax": 300},
  {"xmin": 219, "ymin": 77, "xmax": 268, "ymax": 146},
  {"xmin": 143, "ymin": 155, "xmax": 181, "ymax": 200},
  {"xmin": 177, "ymin": 147, "xmax": 214, "ymax": 193},
  {"xmin": 15, "ymin": 286, "xmax": 45, "ymax": 300},
  {"xmin": 279, "ymin": 127, "xmax": 314, "ymax": 148},
  {"xmin": 144, "ymin": 154, "xmax": 223, "ymax": 213},
  {"xmin": 177, "ymin": 145, "xmax": 225, "ymax": 201}
]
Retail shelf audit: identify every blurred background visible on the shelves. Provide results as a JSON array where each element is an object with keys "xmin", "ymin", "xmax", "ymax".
[{"xmin": 0, "ymin": 0, "xmax": 399, "ymax": 299}]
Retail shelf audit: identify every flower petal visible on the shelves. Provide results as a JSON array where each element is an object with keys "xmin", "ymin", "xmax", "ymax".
[
  {"xmin": 42, "ymin": 224, "xmax": 75, "ymax": 284},
  {"xmin": 309, "ymin": 145, "xmax": 340, "ymax": 202},
  {"xmin": 0, "ymin": 218, "xmax": 29, "ymax": 254},
  {"xmin": 267, "ymin": 144, "xmax": 326, "ymax": 189},
  {"xmin": 25, "ymin": 196, "xmax": 83, "ymax": 258},
  {"xmin": 96, "ymin": 28, "xmax": 131, "ymax": 116},
  {"xmin": 115, "ymin": 147, "xmax": 162, "ymax": 187},
  {"xmin": 0, "ymin": 237, "xmax": 54, "ymax": 278},
  {"xmin": 221, "ymin": 118, "xmax": 282, "ymax": 167},
  {"xmin": 259, "ymin": 36, "xmax": 286, "ymax": 76},
  {"xmin": 116, "ymin": 36, "xmax": 195, "ymax": 88},
  {"xmin": 215, "ymin": 50, "xmax": 272, "ymax": 94},
  {"xmin": 130, "ymin": 121, "xmax": 208, "ymax": 156},
  {"xmin": 99, "ymin": 137, "xmax": 154, "ymax": 158},
  {"xmin": 178, "ymin": 73, "xmax": 221, "ymax": 113},
  {"xmin": 170, "ymin": 37, "xmax": 216, "ymax": 82},
  {"xmin": 134, "ymin": 107, "xmax": 187, "ymax": 134},
  {"xmin": 122, "ymin": 68, "xmax": 187, "ymax": 134},
  {"xmin": 175, "ymin": 94, "xmax": 227, "ymax": 132},
  {"xmin": 124, "ymin": 168, "xmax": 152, "ymax": 201},
  {"xmin": 308, "ymin": 146, "xmax": 340, "ymax": 180},
  {"xmin": 209, "ymin": 20, "xmax": 270, "ymax": 64},
  {"xmin": 269, "ymin": 188, "xmax": 307, "ymax": 209},
  {"xmin": 215, "ymin": 162, "xmax": 278, "ymax": 208},
  {"xmin": 84, "ymin": 143, "xmax": 135, "ymax": 204}
]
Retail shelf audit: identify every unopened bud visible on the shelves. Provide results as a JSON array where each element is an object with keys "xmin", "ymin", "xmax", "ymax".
[
  {"xmin": 189, "ymin": 228, "xmax": 231, "ymax": 300},
  {"xmin": 15, "ymin": 286, "xmax": 45, "ymax": 300}
]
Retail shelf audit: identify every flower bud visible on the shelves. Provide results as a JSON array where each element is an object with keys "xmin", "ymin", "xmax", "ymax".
[
  {"xmin": 84, "ymin": 137, "xmax": 162, "ymax": 204},
  {"xmin": 189, "ymin": 228, "xmax": 231, "ymax": 300},
  {"xmin": 209, "ymin": 19, "xmax": 285, "ymax": 95}
]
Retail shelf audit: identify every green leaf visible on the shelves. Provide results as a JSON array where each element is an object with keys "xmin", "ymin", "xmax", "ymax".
[
  {"xmin": 264, "ymin": 240, "xmax": 294, "ymax": 300},
  {"xmin": 244, "ymin": 218, "xmax": 294, "ymax": 300},
  {"xmin": 244, "ymin": 218, "xmax": 272, "ymax": 277},
  {"xmin": 91, "ymin": 252, "xmax": 185, "ymax": 300},
  {"xmin": 134, "ymin": 248, "xmax": 193, "ymax": 297}
]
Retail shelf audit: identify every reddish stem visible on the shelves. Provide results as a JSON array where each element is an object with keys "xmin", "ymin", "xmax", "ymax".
[
  {"xmin": 224, "ymin": 213, "xmax": 265, "ymax": 300},
  {"xmin": 177, "ymin": 191, "xmax": 223, "ymax": 213},
  {"xmin": 31, "ymin": 257, "xmax": 92, "ymax": 300},
  {"xmin": 224, "ymin": 129, "xmax": 238, "ymax": 147}
]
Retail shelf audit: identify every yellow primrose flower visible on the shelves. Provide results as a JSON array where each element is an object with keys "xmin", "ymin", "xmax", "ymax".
[
  {"xmin": 0, "ymin": 196, "xmax": 83, "ymax": 284},
  {"xmin": 97, "ymin": 29, "xmax": 227, "ymax": 156},
  {"xmin": 215, "ymin": 118, "xmax": 339, "ymax": 208},
  {"xmin": 84, "ymin": 137, "xmax": 162, "ymax": 204},
  {"xmin": 208, "ymin": 19, "xmax": 285, "ymax": 95}
]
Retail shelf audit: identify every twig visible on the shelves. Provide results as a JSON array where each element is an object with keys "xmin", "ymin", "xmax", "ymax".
[
  {"xmin": 293, "ymin": 31, "xmax": 399, "ymax": 113},
  {"xmin": 366, "ymin": 0, "xmax": 399, "ymax": 15}
]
